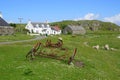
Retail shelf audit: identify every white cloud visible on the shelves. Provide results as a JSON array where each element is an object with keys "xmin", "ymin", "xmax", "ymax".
[
  {"xmin": 74, "ymin": 13, "xmax": 120, "ymax": 26},
  {"xmin": 74, "ymin": 13, "xmax": 99, "ymax": 21},
  {"xmin": 84, "ymin": 13, "xmax": 99, "ymax": 20},
  {"xmin": 104, "ymin": 14, "xmax": 120, "ymax": 25}
]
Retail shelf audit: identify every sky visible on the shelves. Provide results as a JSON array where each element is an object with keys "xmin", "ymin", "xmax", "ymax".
[{"xmin": 0, "ymin": 0, "xmax": 120, "ymax": 25}]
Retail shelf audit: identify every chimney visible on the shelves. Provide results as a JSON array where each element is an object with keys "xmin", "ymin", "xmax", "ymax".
[
  {"xmin": 0, "ymin": 12, "xmax": 3, "ymax": 18},
  {"xmin": 28, "ymin": 19, "xmax": 31, "ymax": 24},
  {"xmin": 45, "ymin": 20, "xmax": 48, "ymax": 24}
]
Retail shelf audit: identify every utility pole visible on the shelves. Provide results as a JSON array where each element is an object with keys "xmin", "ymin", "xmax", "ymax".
[
  {"xmin": 18, "ymin": 18, "xmax": 23, "ymax": 24},
  {"xmin": 18, "ymin": 18, "xmax": 23, "ymax": 32}
]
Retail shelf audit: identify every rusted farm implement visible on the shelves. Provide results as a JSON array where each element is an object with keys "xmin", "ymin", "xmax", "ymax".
[{"xmin": 26, "ymin": 38, "xmax": 77, "ymax": 65}]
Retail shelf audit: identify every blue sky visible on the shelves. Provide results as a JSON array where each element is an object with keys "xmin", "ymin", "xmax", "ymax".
[{"xmin": 0, "ymin": 0, "xmax": 120, "ymax": 25}]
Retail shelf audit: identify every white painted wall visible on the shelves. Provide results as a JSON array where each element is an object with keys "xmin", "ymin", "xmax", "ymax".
[{"xmin": 25, "ymin": 21, "xmax": 61, "ymax": 35}]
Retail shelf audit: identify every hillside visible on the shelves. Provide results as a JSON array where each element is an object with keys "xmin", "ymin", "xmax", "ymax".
[
  {"xmin": 50, "ymin": 20, "xmax": 120, "ymax": 32},
  {"xmin": 9, "ymin": 20, "xmax": 120, "ymax": 34}
]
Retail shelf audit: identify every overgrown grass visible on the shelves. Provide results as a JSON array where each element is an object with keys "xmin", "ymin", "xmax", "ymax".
[{"xmin": 0, "ymin": 32, "xmax": 120, "ymax": 80}]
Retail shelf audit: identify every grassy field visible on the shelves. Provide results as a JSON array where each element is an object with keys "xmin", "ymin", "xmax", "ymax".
[
  {"xmin": 0, "ymin": 32, "xmax": 120, "ymax": 80},
  {"xmin": 0, "ymin": 33, "xmax": 34, "ymax": 42}
]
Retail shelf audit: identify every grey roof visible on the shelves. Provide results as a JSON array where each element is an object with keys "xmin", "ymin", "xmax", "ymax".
[
  {"xmin": 63, "ymin": 25, "xmax": 86, "ymax": 35},
  {"xmin": 0, "ymin": 17, "xmax": 9, "ymax": 26},
  {"xmin": 31, "ymin": 22, "xmax": 49, "ymax": 28}
]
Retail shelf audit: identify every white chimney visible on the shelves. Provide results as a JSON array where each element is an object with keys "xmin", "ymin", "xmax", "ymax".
[
  {"xmin": 0, "ymin": 12, "xmax": 3, "ymax": 18},
  {"xmin": 28, "ymin": 19, "xmax": 31, "ymax": 24}
]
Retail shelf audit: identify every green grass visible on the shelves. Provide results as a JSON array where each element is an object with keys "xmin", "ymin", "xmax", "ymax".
[
  {"xmin": 0, "ymin": 32, "xmax": 120, "ymax": 80},
  {"xmin": 0, "ymin": 33, "xmax": 35, "ymax": 42}
]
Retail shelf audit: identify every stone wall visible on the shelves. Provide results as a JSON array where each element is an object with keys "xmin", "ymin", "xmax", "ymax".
[{"xmin": 0, "ymin": 26, "xmax": 14, "ymax": 35}]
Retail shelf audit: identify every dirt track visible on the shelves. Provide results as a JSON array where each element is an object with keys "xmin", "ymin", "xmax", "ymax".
[{"xmin": 0, "ymin": 36, "xmax": 46, "ymax": 45}]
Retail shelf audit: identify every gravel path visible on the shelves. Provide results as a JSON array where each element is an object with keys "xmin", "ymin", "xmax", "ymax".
[{"xmin": 0, "ymin": 36, "xmax": 46, "ymax": 45}]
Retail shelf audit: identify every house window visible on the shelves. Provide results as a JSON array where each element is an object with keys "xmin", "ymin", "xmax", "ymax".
[
  {"xmin": 54, "ymin": 31, "xmax": 56, "ymax": 34},
  {"xmin": 31, "ymin": 29, "xmax": 34, "ymax": 33},
  {"xmin": 42, "ymin": 29, "xmax": 47, "ymax": 32},
  {"xmin": 36, "ymin": 30, "xmax": 39, "ymax": 33},
  {"xmin": 47, "ymin": 31, "xmax": 49, "ymax": 34}
]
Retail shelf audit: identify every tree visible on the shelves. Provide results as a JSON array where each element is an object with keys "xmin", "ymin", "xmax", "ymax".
[{"xmin": 9, "ymin": 23, "xmax": 16, "ymax": 28}]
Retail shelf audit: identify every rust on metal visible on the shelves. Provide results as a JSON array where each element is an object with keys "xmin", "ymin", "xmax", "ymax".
[
  {"xmin": 68, "ymin": 48, "xmax": 77, "ymax": 65},
  {"xmin": 26, "ymin": 42, "xmax": 41, "ymax": 60},
  {"xmin": 26, "ymin": 39, "xmax": 77, "ymax": 65},
  {"xmin": 45, "ymin": 39, "xmax": 63, "ymax": 48}
]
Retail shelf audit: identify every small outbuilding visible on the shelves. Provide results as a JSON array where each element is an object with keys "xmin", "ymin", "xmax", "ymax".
[
  {"xmin": 63, "ymin": 25, "xmax": 86, "ymax": 35},
  {"xmin": 0, "ymin": 17, "xmax": 14, "ymax": 35}
]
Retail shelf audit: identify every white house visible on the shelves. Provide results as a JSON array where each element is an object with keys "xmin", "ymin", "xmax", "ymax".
[
  {"xmin": 51, "ymin": 26, "xmax": 61, "ymax": 35},
  {"xmin": 25, "ymin": 21, "xmax": 61, "ymax": 35}
]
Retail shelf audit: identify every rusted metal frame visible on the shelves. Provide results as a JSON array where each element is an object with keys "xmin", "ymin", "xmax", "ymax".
[
  {"xmin": 26, "ymin": 40, "xmax": 77, "ymax": 65},
  {"xmin": 68, "ymin": 48, "xmax": 77, "ymax": 65},
  {"xmin": 45, "ymin": 39, "xmax": 63, "ymax": 48},
  {"xmin": 26, "ymin": 42, "xmax": 42, "ymax": 60},
  {"xmin": 38, "ymin": 46, "xmax": 68, "ymax": 60}
]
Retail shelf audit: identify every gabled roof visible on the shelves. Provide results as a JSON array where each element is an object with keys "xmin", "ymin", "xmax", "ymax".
[
  {"xmin": 51, "ymin": 26, "xmax": 61, "ymax": 31},
  {"xmin": 63, "ymin": 25, "xmax": 86, "ymax": 35},
  {"xmin": 0, "ymin": 17, "xmax": 9, "ymax": 26}
]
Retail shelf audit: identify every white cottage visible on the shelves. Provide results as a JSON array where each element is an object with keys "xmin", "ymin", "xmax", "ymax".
[{"xmin": 25, "ymin": 21, "xmax": 61, "ymax": 35}]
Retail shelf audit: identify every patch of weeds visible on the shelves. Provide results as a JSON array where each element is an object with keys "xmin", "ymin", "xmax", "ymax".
[{"xmin": 23, "ymin": 68, "xmax": 34, "ymax": 76}]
